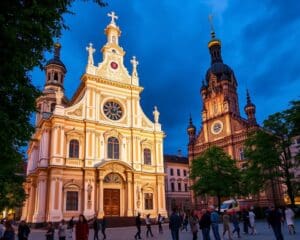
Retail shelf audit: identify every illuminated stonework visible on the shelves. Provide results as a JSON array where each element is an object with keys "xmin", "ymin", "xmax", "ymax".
[{"xmin": 22, "ymin": 11, "xmax": 167, "ymax": 224}]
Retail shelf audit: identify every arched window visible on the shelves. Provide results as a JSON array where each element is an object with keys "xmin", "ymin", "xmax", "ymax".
[
  {"xmin": 54, "ymin": 72, "xmax": 58, "ymax": 81},
  {"xmin": 144, "ymin": 148, "xmax": 151, "ymax": 165},
  {"xmin": 69, "ymin": 139, "xmax": 79, "ymax": 158},
  {"xmin": 107, "ymin": 137, "xmax": 119, "ymax": 159}
]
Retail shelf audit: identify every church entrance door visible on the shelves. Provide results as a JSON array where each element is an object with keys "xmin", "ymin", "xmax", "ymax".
[{"xmin": 103, "ymin": 189, "xmax": 120, "ymax": 216}]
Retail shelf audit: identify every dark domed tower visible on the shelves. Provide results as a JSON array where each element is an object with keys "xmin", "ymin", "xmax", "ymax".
[
  {"xmin": 36, "ymin": 43, "xmax": 67, "ymax": 124},
  {"xmin": 187, "ymin": 20, "xmax": 274, "ymax": 207}
]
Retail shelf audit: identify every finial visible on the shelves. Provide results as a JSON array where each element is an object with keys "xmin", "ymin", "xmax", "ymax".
[
  {"xmin": 131, "ymin": 56, "xmax": 139, "ymax": 76},
  {"xmin": 86, "ymin": 42, "xmax": 96, "ymax": 65},
  {"xmin": 189, "ymin": 113, "xmax": 193, "ymax": 124},
  {"xmin": 246, "ymin": 89, "xmax": 251, "ymax": 104},
  {"xmin": 208, "ymin": 14, "xmax": 216, "ymax": 39},
  {"xmin": 54, "ymin": 42, "xmax": 61, "ymax": 60},
  {"xmin": 108, "ymin": 11, "xmax": 118, "ymax": 25}
]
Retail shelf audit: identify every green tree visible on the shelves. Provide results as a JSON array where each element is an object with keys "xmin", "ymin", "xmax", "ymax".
[
  {"xmin": 190, "ymin": 146, "xmax": 240, "ymax": 212},
  {"xmin": 0, "ymin": 0, "xmax": 106, "ymax": 212},
  {"xmin": 243, "ymin": 130, "xmax": 282, "ymax": 206},
  {"xmin": 243, "ymin": 100, "xmax": 300, "ymax": 207}
]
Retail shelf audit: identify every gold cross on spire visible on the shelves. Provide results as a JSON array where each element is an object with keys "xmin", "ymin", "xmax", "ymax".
[{"xmin": 108, "ymin": 11, "xmax": 118, "ymax": 25}]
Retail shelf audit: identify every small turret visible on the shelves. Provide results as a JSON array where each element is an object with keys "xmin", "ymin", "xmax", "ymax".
[
  {"xmin": 187, "ymin": 115, "xmax": 196, "ymax": 143},
  {"xmin": 44, "ymin": 42, "xmax": 66, "ymax": 90},
  {"xmin": 244, "ymin": 89, "xmax": 257, "ymax": 125}
]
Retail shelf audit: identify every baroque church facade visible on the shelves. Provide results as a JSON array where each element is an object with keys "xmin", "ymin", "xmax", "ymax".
[
  {"xmin": 22, "ymin": 12, "xmax": 167, "ymax": 224},
  {"xmin": 187, "ymin": 27, "xmax": 276, "ymax": 206}
]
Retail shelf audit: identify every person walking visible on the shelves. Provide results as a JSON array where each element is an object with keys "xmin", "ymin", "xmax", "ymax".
[
  {"xmin": 157, "ymin": 213, "xmax": 164, "ymax": 234},
  {"xmin": 17, "ymin": 220, "xmax": 30, "ymax": 240},
  {"xmin": 75, "ymin": 214, "xmax": 89, "ymax": 240},
  {"xmin": 199, "ymin": 209, "xmax": 211, "ymax": 240},
  {"xmin": 182, "ymin": 215, "xmax": 189, "ymax": 232},
  {"xmin": 285, "ymin": 206, "xmax": 296, "ymax": 234},
  {"xmin": 222, "ymin": 210, "xmax": 232, "ymax": 240},
  {"xmin": 45, "ymin": 222, "xmax": 54, "ymax": 240},
  {"xmin": 67, "ymin": 216, "xmax": 75, "ymax": 239},
  {"xmin": 2, "ymin": 221, "xmax": 15, "ymax": 240},
  {"xmin": 189, "ymin": 212, "xmax": 198, "ymax": 240},
  {"xmin": 231, "ymin": 211, "xmax": 241, "ymax": 238},
  {"xmin": 169, "ymin": 208, "xmax": 182, "ymax": 240},
  {"xmin": 249, "ymin": 208, "xmax": 256, "ymax": 235},
  {"xmin": 267, "ymin": 206, "xmax": 284, "ymax": 240},
  {"xmin": 92, "ymin": 215, "xmax": 100, "ymax": 240},
  {"xmin": 134, "ymin": 213, "xmax": 142, "ymax": 239},
  {"xmin": 241, "ymin": 209, "xmax": 249, "ymax": 234},
  {"xmin": 0, "ymin": 220, "xmax": 4, "ymax": 239},
  {"xmin": 58, "ymin": 220, "xmax": 67, "ymax": 240},
  {"xmin": 210, "ymin": 208, "xmax": 221, "ymax": 240},
  {"xmin": 145, "ymin": 214, "xmax": 154, "ymax": 238},
  {"xmin": 101, "ymin": 215, "xmax": 107, "ymax": 240}
]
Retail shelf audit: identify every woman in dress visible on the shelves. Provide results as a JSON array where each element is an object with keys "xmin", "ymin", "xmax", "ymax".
[
  {"xmin": 285, "ymin": 206, "xmax": 296, "ymax": 234},
  {"xmin": 75, "ymin": 214, "xmax": 89, "ymax": 240},
  {"xmin": 248, "ymin": 208, "xmax": 256, "ymax": 235}
]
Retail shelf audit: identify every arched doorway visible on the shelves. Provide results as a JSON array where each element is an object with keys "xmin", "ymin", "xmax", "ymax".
[{"xmin": 103, "ymin": 173, "xmax": 123, "ymax": 216}]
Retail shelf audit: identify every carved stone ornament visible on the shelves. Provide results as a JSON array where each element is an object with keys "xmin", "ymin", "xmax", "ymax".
[
  {"xmin": 104, "ymin": 173, "xmax": 122, "ymax": 183},
  {"xmin": 68, "ymin": 105, "xmax": 83, "ymax": 116}
]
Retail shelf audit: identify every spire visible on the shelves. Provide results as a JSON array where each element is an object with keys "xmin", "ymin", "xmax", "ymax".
[
  {"xmin": 244, "ymin": 89, "xmax": 257, "ymax": 125},
  {"xmin": 207, "ymin": 15, "xmax": 222, "ymax": 64},
  {"xmin": 187, "ymin": 114, "xmax": 196, "ymax": 142},
  {"xmin": 54, "ymin": 42, "xmax": 61, "ymax": 60}
]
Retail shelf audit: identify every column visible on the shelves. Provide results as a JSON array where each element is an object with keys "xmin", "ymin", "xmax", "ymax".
[
  {"xmin": 126, "ymin": 171, "xmax": 133, "ymax": 216},
  {"xmin": 48, "ymin": 176, "xmax": 63, "ymax": 222},
  {"xmin": 97, "ymin": 171, "xmax": 104, "ymax": 218},
  {"xmin": 32, "ymin": 173, "xmax": 47, "ymax": 223}
]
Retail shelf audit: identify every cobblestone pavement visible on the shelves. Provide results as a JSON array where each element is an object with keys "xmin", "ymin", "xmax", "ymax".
[{"xmin": 26, "ymin": 219, "xmax": 299, "ymax": 240}]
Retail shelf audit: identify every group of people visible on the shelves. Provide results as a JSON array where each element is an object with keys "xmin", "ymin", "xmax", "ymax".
[
  {"xmin": 0, "ymin": 220, "xmax": 30, "ymax": 240},
  {"xmin": 134, "ymin": 213, "xmax": 165, "ymax": 239},
  {"xmin": 45, "ymin": 214, "xmax": 107, "ymax": 240},
  {"xmin": 167, "ymin": 204, "xmax": 297, "ymax": 240}
]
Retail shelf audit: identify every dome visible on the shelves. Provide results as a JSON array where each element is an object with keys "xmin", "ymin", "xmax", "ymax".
[
  {"xmin": 205, "ymin": 62, "xmax": 236, "ymax": 84},
  {"xmin": 46, "ymin": 58, "xmax": 66, "ymax": 70}
]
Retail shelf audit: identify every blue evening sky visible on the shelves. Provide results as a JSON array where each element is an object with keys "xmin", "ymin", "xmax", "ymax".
[{"xmin": 31, "ymin": 0, "xmax": 300, "ymax": 156}]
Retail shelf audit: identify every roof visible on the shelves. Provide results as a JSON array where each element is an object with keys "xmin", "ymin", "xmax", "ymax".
[{"xmin": 164, "ymin": 154, "xmax": 188, "ymax": 164}]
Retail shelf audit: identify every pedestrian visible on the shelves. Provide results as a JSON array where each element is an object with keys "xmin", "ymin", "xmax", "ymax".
[
  {"xmin": 249, "ymin": 207, "xmax": 256, "ymax": 234},
  {"xmin": 241, "ymin": 209, "xmax": 249, "ymax": 234},
  {"xmin": 2, "ymin": 221, "xmax": 15, "ymax": 240},
  {"xmin": 285, "ymin": 206, "xmax": 296, "ymax": 234},
  {"xmin": 182, "ymin": 214, "xmax": 189, "ymax": 232},
  {"xmin": 222, "ymin": 210, "xmax": 232, "ymax": 240},
  {"xmin": 267, "ymin": 206, "xmax": 284, "ymax": 240},
  {"xmin": 134, "ymin": 213, "xmax": 142, "ymax": 239},
  {"xmin": 210, "ymin": 207, "xmax": 221, "ymax": 240},
  {"xmin": 17, "ymin": 220, "xmax": 30, "ymax": 240},
  {"xmin": 157, "ymin": 213, "xmax": 164, "ymax": 234},
  {"xmin": 231, "ymin": 211, "xmax": 241, "ymax": 238},
  {"xmin": 145, "ymin": 213, "xmax": 154, "ymax": 238},
  {"xmin": 199, "ymin": 209, "xmax": 211, "ymax": 240},
  {"xmin": 0, "ymin": 220, "xmax": 4, "ymax": 238},
  {"xmin": 45, "ymin": 222, "xmax": 54, "ymax": 240},
  {"xmin": 58, "ymin": 219, "xmax": 67, "ymax": 240},
  {"xmin": 75, "ymin": 214, "xmax": 89, "ymax": 240},
  {"xmin": 169, "ymin": 208, "xmax": 181, "ymax": 240},
  {"xmin": 92, "ymin": 215, "xmax": 100, "ymax": 240},
  {"xmin": 189, "ymin": 212, "xmax": 198, "ymax": 240},
  {"xmin": 67, "ymin": 216, "xmax": 75, "ymax": 239},
  {"xmin": 101, "ymin": 215, "xmax": 107, "ymax": 240}
]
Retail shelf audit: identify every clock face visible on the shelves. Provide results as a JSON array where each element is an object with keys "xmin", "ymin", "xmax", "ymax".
[
  {"xmin": 110, "ymin": 61, "xmax": 118, "ymax": 69},
  {"xmin": 211, "ymin": 121, "xmax": 223, "ymax": 134},
  {"xmin": 103, "ymin": 101, "xmax": 123, "ymax": 120}
]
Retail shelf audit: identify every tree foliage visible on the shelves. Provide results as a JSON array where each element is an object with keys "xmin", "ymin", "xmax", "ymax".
[
  {"xmin": 243, "ymin": 99, "xmax": 300, "ymax": 206},
  {"xmin": 0, "ymin": 0, "xmax": 106, "ymax": 212},
  {"xmin": 190, "ymin": 146, "xmax": 240, "ymax": 212}
]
